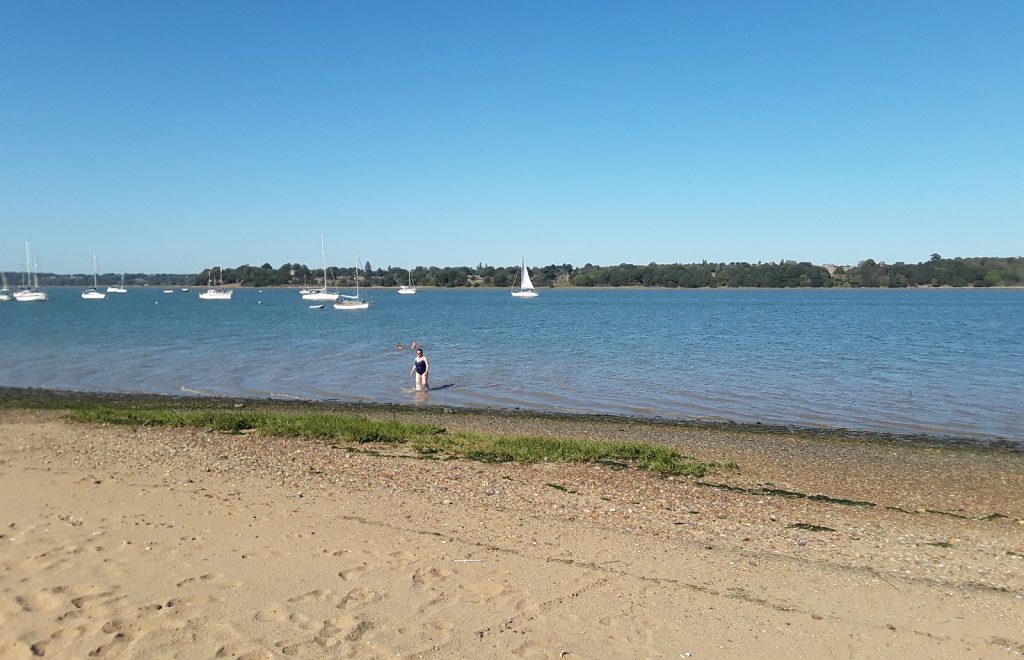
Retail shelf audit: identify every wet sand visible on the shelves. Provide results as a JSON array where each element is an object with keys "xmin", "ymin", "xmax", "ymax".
[{"xmin": 1, "ymin": 392, "xmax": 1022, "ymax": 658}]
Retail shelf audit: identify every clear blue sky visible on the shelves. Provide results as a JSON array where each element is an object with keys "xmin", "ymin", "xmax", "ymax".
[{"xmin": 2, "ymin": 1, "xmax": 1021, "ymax": 274}]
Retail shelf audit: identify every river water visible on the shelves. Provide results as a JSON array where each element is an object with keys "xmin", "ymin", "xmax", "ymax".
[{"xmin": 2, "ymin": 287, "xmax": 1021, "ymax": 446}]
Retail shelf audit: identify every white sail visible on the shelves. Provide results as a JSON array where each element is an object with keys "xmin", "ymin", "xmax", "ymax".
[{"xmin": 520, "ymin": 260, "xmax": 535, "ymax": 290}]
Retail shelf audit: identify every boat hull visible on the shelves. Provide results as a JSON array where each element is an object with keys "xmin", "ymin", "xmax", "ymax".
[
  {"xmin": 199, "ymin": 289, "xmax": 233, "ymax": 300},
  {"xmin": 302, "ymin": 291, "xmax": 340, "ymax": 301},
  {"xmin": 511, "ymin": 290, "xmax": 539, "ymax": 298},
  {"xmin": 81, "ymin": 289, "xmax": 107, "ymax": 300},
  {"xmin": 14, "ymin": 290, "xmax": 48, "ymax": 302},
  {"xmin": 333, "ymin": 300, "xmax": 370, "ymax": 310}
]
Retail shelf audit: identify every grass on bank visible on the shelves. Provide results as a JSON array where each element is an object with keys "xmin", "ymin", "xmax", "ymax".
[{"xmin": 68, "ymin": 406, "xmax": 711, "ymax": 477}]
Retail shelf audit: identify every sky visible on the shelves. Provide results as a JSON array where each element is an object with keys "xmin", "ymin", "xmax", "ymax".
[{"xmin": 1, "ymin": 1, "xmax": 1021, "ymax": 274}]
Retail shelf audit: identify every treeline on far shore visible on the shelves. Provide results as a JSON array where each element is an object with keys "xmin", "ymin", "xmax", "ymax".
[{"xmin": 9, "ymin": 255, "xmax": 1023, "ymax": 289}]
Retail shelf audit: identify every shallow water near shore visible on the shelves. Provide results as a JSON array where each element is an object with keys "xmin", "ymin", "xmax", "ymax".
[{"xmin": 1, "ymin": 287, "xmax": 1021, "ymax": 445}]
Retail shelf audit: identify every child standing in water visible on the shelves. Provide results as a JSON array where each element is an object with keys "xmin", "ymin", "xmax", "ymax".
[{"xmin": 411, "ymin": 347, "xmax": 429, "ymax": 390}]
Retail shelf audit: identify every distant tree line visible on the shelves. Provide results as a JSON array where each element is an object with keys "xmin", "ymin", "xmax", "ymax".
[
  {"xmin": 7, "ymin": 255, "xmax": 1022, "ymax": 288},
  {"xmin": 569, "ymin": 256, "xmax": 1024, "ymax": 288},
  {"xmin": 832, "ymin": 255, "xmax": 1023, "ymax": 288},
  {"xmin": 4, "ymin": 272, "xmax": 194, "ymax": 287}
]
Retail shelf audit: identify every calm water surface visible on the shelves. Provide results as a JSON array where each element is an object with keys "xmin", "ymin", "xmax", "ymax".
[{"xmin": 2, "ymin": 287, "xmax": 1021, "ymax": 446}]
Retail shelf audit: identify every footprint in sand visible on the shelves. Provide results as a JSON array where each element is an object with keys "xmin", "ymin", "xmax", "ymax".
[
  {"xmin": 29, "ymin": 641, "xmax": 51, "ymax": 657},
  {"xmin": 511, "ymin": 638, "xmax": 552, "ymax": 658},
  {"xmin": 215, "ymin": 643, "xmax": 274, "ymax": 660},
  {"xmin": 337, "ymin": 565, "xmax": 370, "ymax": 581},
  {"xmin": 87, "ymin": 632, "xmax": 131, "ymax": 657},
  {"xmin": 135, "ymin": 602, "xmax": 166, "ymax": 617},
  {"xmin": 101, "ymin": 619, "xmax": 140, "ymax": 641},
  {"xmin": 287, "ymin": 589, "xmax": 336, "ymax": 604},
  {"xmin": 47, "ymin": 623, "xmax": 89, "ymax": 640},
  {"xmin": 289, "ymin": 611, "xmax": 316, "ymax": 630},
  {"xmin": 337, "ymin": 587, "xmax": 380, "ymax": 610},
  {"xmin": 304, "ymin": 617, "xmax": 355, "ymax": 652},
  {"xmin": 19, "ymin": 551, "xmax": 75, "ymax": 573},
  {"xmin": 254, "ymin": 603, "xmax": 289, "ymax": 622},
  {"xmin": 463, "ymin": 580, "xmax": 507, "ymax": 596},
  {"xmin": 70, "ymin": 590, "xmax": 118, "ymax": 610},
  {"xmin": 13, "ymin": 588, "xmax": 65, "ymax": 612},
  {"xmin": 411, "ymin": 566, "xmax": 452, "ymax": 588},
  {"xmin": 176, "ymin": 573, "xmax": 242, "ymax": 589},
  {"xmin": 344, "ymin": 619, "xmax": 374, "ymax": 642},
  {"xmin": 164, "ymin": 594, "xmax": 225, "ymax": 609},
  {"xmin": 387, "ymin": 550, "xmax": 419, "ymax": 567}
]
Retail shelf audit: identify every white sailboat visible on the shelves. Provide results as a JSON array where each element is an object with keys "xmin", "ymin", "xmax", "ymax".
[
  {"xmin": 510, "ymin": 257, "xmax": 539, "ymax": 298},
  {"xmin": 81, "ymin": 251, "xmax": 107, "ymax": 299},
  {"xmin": 0, "ymin": 262, "xmax": 11, "ymax": 301},
  {"xmin": 397, "ymin": 267, "xmax": 418, "ymax": 295},
  {"xmin": 199, "ymin": 265, "xmax": 233, "ymax": 300},
  {"xmin": 303, "ymin": 234, "xmax": 340, "ymax": 301},
  {"xmin": 334, "ymin": 251, "xmax": 370, "ymax": 310},
  {"xmin": 106, "ymin": 273, "xmax": 127, "ymax": 294},
  {"xmin": 14, "ymin": 243, "xmax": 48, "ymax": 302}
]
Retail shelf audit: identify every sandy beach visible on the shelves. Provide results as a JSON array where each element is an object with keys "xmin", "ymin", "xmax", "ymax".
[{"xmin": 1, "ymin": 395, "xmax": 1023, "ymax": 658}]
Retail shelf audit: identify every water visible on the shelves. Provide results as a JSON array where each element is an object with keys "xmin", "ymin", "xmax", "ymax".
[{"xmin": 1, "ymin": 287, "xmax": 1022, "ymax": 446}]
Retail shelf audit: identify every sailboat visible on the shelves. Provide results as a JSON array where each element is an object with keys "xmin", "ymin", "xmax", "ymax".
[
  {"xmin": 106, "ymin": 272, "xmax": 127, "ymax": 294},
  {"xmin": 81, "ymin": 251, "xmax": 107, "ymax": 299},
  {"xmin": 397, "ymin": 267, "xmax": 418, "ymax": 295},
  {"xmin": 510, "ymin": 257, "xmax": 539, "ymax": 298},
  {"xmin": 303, "ymin": 234, "xmax": 340, "ymax": 301},
  {"xmin": 13, "ymin": 243, "xmax": 48, "ymax": 302},
  {"xmin": 199, "ymin": 265, "xmax": 233, "ymax": 300},
  {"xmin": 0, "ymin": 261, "xmax": 11, "ymax": 301},
  {"xmin": 334, "ymin": 252, "xmax": 370, "ymax": 310}
]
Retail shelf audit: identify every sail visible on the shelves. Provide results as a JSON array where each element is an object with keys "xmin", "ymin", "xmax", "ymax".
[{"xmin": 520, "ymin": 260, "xmax": 535, "ymax": 290}]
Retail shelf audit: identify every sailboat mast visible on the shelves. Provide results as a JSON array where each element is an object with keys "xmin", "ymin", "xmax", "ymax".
[{"xmin": 320, "ymin": 234, "xmax": 328, "ymax": 292}]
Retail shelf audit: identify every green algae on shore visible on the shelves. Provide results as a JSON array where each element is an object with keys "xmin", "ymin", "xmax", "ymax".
[{"xmin": 68, "ymin": 405, "xmax": 712, "ymax": 477}]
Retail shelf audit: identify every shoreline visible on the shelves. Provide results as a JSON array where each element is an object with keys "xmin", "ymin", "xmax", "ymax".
[
  {"xmin": 2, "ymin": 395, "xmax": 1023, "ymax": 656},
  {"xmin": 27, "ymin": 283, "xmax": 1024, "ymax": 290},
  {"xmin": 2, "ymin": 386, "xmax": 1019, "ymax": 452}
]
